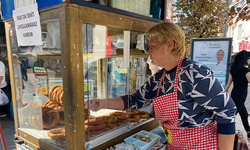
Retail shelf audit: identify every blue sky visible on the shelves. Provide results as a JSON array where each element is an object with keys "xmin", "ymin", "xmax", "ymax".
[{"xmin": 174, "ymin": 0, "xmax": 176, "ymax": 10}]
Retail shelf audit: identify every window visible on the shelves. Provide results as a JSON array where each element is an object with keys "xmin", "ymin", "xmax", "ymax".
[
  {"xmin": 232, "ymin": 26, "xmax": 235, "ymax": 41},
  {"xmin": 237, "ymin": 24, "xmax": 242, "ymax": 40},
  {"xmin": 227, "ymin": 27, "xmax": 231, "ymax": 37}
]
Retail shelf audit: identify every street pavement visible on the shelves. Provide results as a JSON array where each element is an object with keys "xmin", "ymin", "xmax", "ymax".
[
  {"xmin": 1, "ymin": 84, "xmax": 250, "ymax": 150},
  {"xmin": 0, "ymin": 115, "xmax": 15, "ymax": 150}
]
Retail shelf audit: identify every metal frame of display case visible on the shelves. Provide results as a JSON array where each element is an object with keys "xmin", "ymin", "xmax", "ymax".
[{"xmin": 4, "ymin": 2, "xmax": 159, "ymax": 150}]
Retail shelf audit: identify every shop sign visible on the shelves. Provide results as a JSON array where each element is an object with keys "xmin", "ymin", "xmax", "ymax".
[
  {"xmin": 238, "ymin": 40, "xmax": 250, "ymax": 50},
  {"xmin": 190, "ymin": 38, "xmax": 233, "ymax": 88},
  {"xmin": 13, "ymin": 3, "xmax": 42, "ymax": 46}
]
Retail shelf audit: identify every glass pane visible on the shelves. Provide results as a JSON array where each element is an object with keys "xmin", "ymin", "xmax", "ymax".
[
  {"xmin": 107, "ymin": 57, "xmax": 128, "ymax": 98},
  {"xmin": 131, "ymin": 57, "xmax": 148, "ymax": 92},
  {"xmin": 11, "ymin": 19, "xmax": 66, "ymax": 149},
  {"xmin": 83, "ymin": 23, "xmax": 152, "ymax": 144}
]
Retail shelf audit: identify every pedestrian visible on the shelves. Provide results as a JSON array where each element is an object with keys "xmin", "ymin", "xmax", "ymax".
[
  {"xmin": 225, "ymin": 50, "xmax": 250, "ymax": 138},
  {"xmin": 86, "ymin": 22, "xmax": 236, "ymax": 150},
  {"xmin": 0, "ymin": 59, "xmax": 8, "ymax": 117},
  {"xmin": 0, "ymin": 51, "xmax": 11, "ymax": 101},
  {"xmin": 13, "ymin": 54, "xmax": 27, "ymax": 108}
]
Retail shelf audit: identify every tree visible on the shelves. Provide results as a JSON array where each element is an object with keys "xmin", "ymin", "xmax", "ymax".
[
  {"xmin": 173, "ymin": 0, "xmax": 227, "ymax": 58},
  {"xmin": 227, "ymin": 0, "xmax": 250, "ymax": 26}
]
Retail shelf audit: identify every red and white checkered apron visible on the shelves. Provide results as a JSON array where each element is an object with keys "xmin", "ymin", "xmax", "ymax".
[{"xmin": 153, "ymin": 57, "xmax": 218, "ymax": 150}]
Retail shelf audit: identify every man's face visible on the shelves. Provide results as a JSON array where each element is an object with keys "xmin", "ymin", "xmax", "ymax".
[
  {"xmin": 217, "ymin": 51, "xmax": 224, "ymax": 61},
  {"xmin": 13, "ymin": 57, "xmax": 17, "ymax": 64}
]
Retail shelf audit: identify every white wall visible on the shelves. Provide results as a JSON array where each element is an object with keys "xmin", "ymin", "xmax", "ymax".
[{"xmin": 227, "ymin": 20, "xmax": 250, "ymax": 52}]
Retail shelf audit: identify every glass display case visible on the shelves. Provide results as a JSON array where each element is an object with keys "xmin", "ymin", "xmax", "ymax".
[
  {"xmin": 82, "ymin": 24, "xmax": 155, "ymax": 148},
  {"xmin": 4, "ymin": 2, "xmax": 160, "ymax": 150}
]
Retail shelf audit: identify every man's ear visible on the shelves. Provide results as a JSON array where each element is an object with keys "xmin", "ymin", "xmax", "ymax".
[{"xmin": 166, "ymin": 39, "xmax": 174, "ymax": 52}]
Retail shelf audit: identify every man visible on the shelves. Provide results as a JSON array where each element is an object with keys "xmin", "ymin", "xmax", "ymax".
[
  {"xmin": 86, "ymin": 22, "xmax": 236, "ymax": 150},
  {"xmin": 210, "ymin": 49, "xmax": 227, "ymax": 74}
]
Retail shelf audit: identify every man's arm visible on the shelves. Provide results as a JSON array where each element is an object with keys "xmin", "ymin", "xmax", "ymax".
[
  {"xmin": 218, "ymin": 134, "xmax": 235, "ymax": 150},
  {"xmin": 86, "ymin": 97, "xmax": 124, "ymax": 111},
  {"xmin": 27, "ymin": 68, "xmax": 38, "ymax": 93},
  {"xmin": 225, "ymin": 74, "xmax": 233, "ymax": 91}
]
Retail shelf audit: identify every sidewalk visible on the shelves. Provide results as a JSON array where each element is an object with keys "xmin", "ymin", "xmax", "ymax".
[
  {"xmin": 228, "ymin": 84, "xmax": 250, "ymax": 148},
  {"xmin": 0, "ymin": 115, "xmax": 15, "ymax": 150}
]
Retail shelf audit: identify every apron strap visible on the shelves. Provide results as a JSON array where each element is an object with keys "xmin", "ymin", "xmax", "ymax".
[
  {"xmin": 156, "ymin": 71, "xmax": 166, "ymax": 97},
  {"xmin": 173, "ymin": 57, "xmax": 183, "ymax": 93},
  {"xmin": 156, "ymin": 57, "xmax": 183, "ymax": 97}
]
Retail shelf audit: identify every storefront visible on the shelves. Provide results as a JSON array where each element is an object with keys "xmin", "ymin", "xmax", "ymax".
[
  {"xmin": 228, "ymin": 20, "xmax": 250, "ymax": 53},
  {"xmin": 1, "ymin": 0, "xmax": 163, "ymax": 149}
]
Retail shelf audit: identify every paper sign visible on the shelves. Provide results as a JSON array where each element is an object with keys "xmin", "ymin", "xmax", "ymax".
[
  {"xmin": 14, "ymin": 0, "xmax": 36, "ymax": 9},
  {"xmin": 93, "ymin": 25, "xmax": 107, "ymax": 59},
  {"xmin": 124, "ymin": 31, "xmax": 130, "ymax": 68},
  {"xmin": 35, "ymin": 74, "xmax": 48, "ymax": 95},
  {"xmin": 13, "ymin": 3, "xmax": 42, "ymax": 46}
]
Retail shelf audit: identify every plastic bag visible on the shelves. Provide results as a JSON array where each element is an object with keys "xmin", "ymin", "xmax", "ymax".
[
  {"xmin": 33, "ymin": 93, "xmax": 50, "ymax": 106},
  {"xmin": 45, "ymin": 21, "xmax": 60, "ymax": 48},
  {"xmin": 0, "ymin": 89, "xmax": 9, "ymax": 106},
  {"xmin": 147, "ymin": 56, "xmax": 163, "ymax": 75}
]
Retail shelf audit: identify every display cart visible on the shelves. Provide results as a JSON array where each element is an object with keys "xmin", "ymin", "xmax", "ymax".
[{"xmin": 1, "ymin": 0, "xmax": 161, "ymax": 149}]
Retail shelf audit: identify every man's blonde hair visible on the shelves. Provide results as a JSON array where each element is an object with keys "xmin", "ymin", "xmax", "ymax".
[
  {"xmin": 146, "ymin": 22, "xmax": 185, "ymax": 56},
  {"xmin": 13, "ymin": 54, "xmax": 19, "ymax": 59}
]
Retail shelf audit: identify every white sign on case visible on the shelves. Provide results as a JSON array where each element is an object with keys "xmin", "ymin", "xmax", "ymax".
[
  {"xmin": 14, "ymin": 0, "xmax": 36, "ymax": 9},
  {"xmin": 123, "ymin": 31, "xmax": 130, "ymax": 68},
  {"xmin": 13, "ymin": 3, "xmax": 42, "ymax": 46}
]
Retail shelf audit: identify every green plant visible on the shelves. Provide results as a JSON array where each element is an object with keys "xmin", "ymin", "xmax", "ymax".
[{"xmin": 173, "ymin": 0, "xmax": 227, "ymax": 58}]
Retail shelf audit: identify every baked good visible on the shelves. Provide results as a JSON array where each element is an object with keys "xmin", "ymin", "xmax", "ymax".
[
  {"xmin": 28, "ymin": 106, "xmax": 43, "ymax": 129},
  {"xmin": 102, "ymin": 115, "xmax": 117, "ymax": 124},
  {"xmin": 129, "ymin": 115, "xmax": 140, "ymax": 122},
  {"xmin": 47, "ymin": 103, "xmax": 59, "ymax": 109},
  {"xmin": 54, "ymin": 106, "xmax": 64, "ymax": 125},
  {"xmin": 59, "ymin": 91, "xmax": 64, "ymax": 106},
  {"xmin": 116, "ymin": 119, "xmax": 129, "ymax": 124},
  {"xmin": 47, "ymin": 128, "xmax": 65, "ymax": 139},
  {"xmin": 28, "ymin": 106, "xmax": 59, "ymax": 129},
  {"xmin": 85, "ymin": 121, "xmax": 106, "ymax": 132},
  {"xmin": 85, "ymin": 109, "xmax": 89, "ymax": 120},
  {"xmin": 42, "ymin": 107, "xmax": 59, "ymax": 128},
  {"xmin": 48, "ymin": 85, "xmax": 60, "ymax": 100},
  {"xmin": 42, "ymin": 100, "xmax": 50, "ymax": 107},
  {"xmin": 85, "ymin": 117, "xmax": 103, "ymax": 126},
  {"xmin": 139, "ymin": 111, "xmax": 151, "ymax": 118},
  {"xmin": 55, "ymin": 88, "xmax": 63, "ymax": 104},
  {"xmin": 105, "ymin": 123, "xmax": 117, "ymax": 129},
  {"xmin": 109, "ymin": 111, "xmax": 129, "ymax": 120},
  {"xmin": 48, "ymin": 85, "xmax": 64, "ymax": 106},
  {"xmin": 125, "ymin": 109, "xmax": 139, "ymax": 115}
]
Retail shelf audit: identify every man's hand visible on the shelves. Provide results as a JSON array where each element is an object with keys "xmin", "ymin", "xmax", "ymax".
[
  {"xmin": 85, "ymin": 99, "xmax": 105, "ymax": 112},
  {"xmin": 35, "ymin": 86, "xmax": 39, "ymax": 94}
]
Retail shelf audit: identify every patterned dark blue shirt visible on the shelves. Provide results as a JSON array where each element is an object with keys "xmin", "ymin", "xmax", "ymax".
[{"xmin": 122, "ymin": 58, "xmax": 236, "ymax": 134}]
